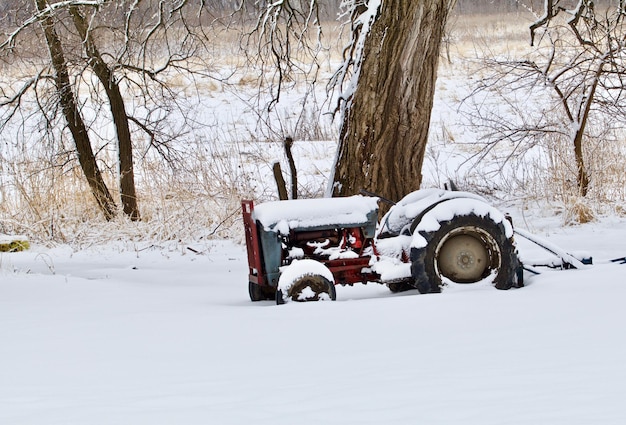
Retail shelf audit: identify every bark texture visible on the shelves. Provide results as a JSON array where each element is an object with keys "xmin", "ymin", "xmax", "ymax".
[
  {"xmin": 332, "ymin": 0, "xmax": 456, "ymax": 206},
  {"xmin": 70, "ymin": 6, "xmax": 140, "ymax": 220},
  {"xmin": 35, "ymin": 0, "xmax": 117, "ymax": 220}
]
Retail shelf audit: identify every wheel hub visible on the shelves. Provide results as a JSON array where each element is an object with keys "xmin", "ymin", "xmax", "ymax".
[
  {"xmin": 437, "ymin": 233, "xmax": 490, "ymax": 282},
  {"xmin": 457, "ymin": 250, "xmax": 476, "ymax": 269}
]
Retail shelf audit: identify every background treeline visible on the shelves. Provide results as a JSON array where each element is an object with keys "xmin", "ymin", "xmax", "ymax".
[
  {"xmin": 0, "ymin": 1, "xmax": 621, "ymax": 29},
  {"xmin": 455, "ymin": 0, "xmax": 621, "ymax": 14}
]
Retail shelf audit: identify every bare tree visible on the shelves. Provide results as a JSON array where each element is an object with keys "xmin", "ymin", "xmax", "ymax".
[
  {"xmin": 240, "ymin": 0, "xmax": 326, "ymax": 113},
  {"xmin": 0, "ymin": 0, "xmax": 220, "ymax": 220},
  {"xmin": 32, "ymin": 0, "xmax": 118, "ymax": 220},
  {"xmin": 467, "ymin": 0, "xmax": 626, "ymax": 197},
  {"xmin": 68, "ymin": 4, "xmax": 139, "ymax": 219}
]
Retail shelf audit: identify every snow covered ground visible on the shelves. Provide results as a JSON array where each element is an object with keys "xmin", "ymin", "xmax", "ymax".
[
  {"xmin": 2, "ymin": 11, "xmax": 626, "ymax": 424},
  {"xmin": 2, "ymin": 216, "xmax": 626, "ymax": 425}
]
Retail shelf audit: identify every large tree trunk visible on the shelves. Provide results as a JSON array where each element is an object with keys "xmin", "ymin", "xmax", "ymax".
[
  {"xmin": 35, "ymin": 0, "xmax": 117, "ymax": 220},
  {"xmin": 70, "ymin": 6, "xmax": 140, "ymax": 220},
  {"xmin": 332, "ymin": 0, "xmax": 456, "ymax": 207}
]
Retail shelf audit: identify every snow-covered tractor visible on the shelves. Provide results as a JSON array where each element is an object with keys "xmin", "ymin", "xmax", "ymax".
[{"xmin": 242, "ymin": 189, "xmax": 524, "ymax": 304}]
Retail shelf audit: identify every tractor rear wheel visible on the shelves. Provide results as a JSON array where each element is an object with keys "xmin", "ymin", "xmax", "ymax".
[{"xmin": 410, "ymin": 213, "xmax": 520, "ymax": 293}]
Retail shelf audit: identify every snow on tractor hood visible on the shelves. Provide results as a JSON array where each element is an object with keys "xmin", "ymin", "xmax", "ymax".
[
  {"xmin": 378, "ymin": 189, "xmax": 493, "ymax": 237},
  {"xmin": 252, "ymin": 195, "xmax": 379, "ymax": 235}
]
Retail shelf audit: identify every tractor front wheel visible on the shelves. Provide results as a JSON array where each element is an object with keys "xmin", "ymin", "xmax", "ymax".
[
  {"xmin": 249, "ymin": 281, "xmax": 275, "ymax": 302},
  {"xmin": 276, "ymin": 259, "xmax": 337, "ymax": 305},
  {"xmin": 276, "ymin": 274, "xmax": 337, "ymax": 304},
  {"xmin": 387, "ymin": 281, "xmax": 414, "ymax": 293}
]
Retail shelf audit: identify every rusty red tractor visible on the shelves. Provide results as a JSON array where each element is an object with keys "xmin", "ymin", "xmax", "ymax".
[{"xmin": 242, "ymin": 189, "xmax": 529, "ymax": 304}]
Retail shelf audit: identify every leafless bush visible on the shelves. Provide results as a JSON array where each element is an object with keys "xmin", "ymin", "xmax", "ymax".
[{"xmin": 424, "ymin": 8, "xmax": 626, "ymax": 224}]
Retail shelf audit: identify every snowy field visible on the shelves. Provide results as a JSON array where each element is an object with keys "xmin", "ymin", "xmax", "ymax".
[
  {"xmin": 3, "ymin": 11, "xmax": 626, "ymax": 424},
  {"xmin": 2, "ymin": 215, "xmax": 626, "ymax": 424}
]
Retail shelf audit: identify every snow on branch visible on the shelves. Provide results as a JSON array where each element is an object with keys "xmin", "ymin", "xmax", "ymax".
[
  {"xmin": 1, "ymin": 0, "xmax": 105, "ymax": 50},
  {"xmin": 328, "ymin": 0, "xmax": 382, "ymax": 115},
  {"xmin": 530, "ymin": 0, "xmax": 556, "ymax": 46},
  {"xmin": 529, "ymin": 0, "xmax": 603, "ymax": 48}
]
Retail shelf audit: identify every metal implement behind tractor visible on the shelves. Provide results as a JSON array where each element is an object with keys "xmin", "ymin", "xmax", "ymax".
[{"xmin": 242, "ymin": 189, "xmax": 529, "ymax": 304}]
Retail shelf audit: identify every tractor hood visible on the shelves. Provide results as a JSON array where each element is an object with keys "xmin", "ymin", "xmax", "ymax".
[
  {"xmin": 378, "ymin": 189, "xmax": 487, "ymax": 238},
  {"xmin": 252, "ymin": 195, "xmax": 379, "ymax": 237}
]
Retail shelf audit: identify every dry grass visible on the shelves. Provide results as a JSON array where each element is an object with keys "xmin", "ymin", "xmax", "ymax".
[
  {"xmin": 0, "ymin": 137, "xmax": 261, "ymax": 248},
  {"xmin": 446, "ymin": 12, "xmax": 535, "ymax": 60},
  {"xmin": 2, "ymin": 13, "xmax": 626, "ymax": 247}
]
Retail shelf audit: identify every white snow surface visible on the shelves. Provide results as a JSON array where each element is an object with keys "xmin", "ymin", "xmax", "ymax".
[
  {"xmin": 252, "ymin": 195, "xmax": 378, "ymax": 234},
  {"xmin": 0, "ymin": 234, "xmax": 27, "ymax": 243},
  {"xmin": 2, "ymin": 219, "xmax": 626, "ymax": 425}
]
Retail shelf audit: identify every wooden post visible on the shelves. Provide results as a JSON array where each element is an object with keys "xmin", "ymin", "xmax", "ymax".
[
  {"xmin": 273, "ymin": 162, "xmax": 288, "ymax": 200},
  {"xmin": 284, "ymin": 137, "xmax": 298, "ymax": 199}
]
